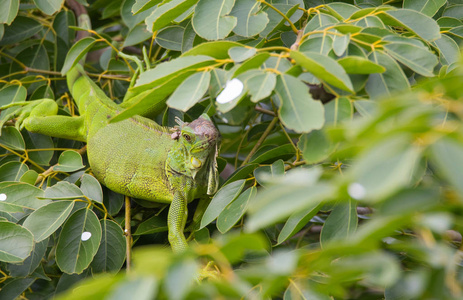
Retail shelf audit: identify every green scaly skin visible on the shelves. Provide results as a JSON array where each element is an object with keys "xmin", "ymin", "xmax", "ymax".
[{"xmin": 2, "ymin": 66, "xmax": 220, "ymax": 253}]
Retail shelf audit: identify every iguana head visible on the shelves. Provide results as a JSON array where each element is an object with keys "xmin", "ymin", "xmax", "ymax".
[{"xmin": 171, "ymin": 113, "xmax": 220, "ymax": 195}]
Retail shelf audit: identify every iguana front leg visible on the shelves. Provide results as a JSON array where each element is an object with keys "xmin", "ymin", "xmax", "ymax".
[{"xmin": 167, "ymin": 176, "xmax": 192, "ymax": 253}]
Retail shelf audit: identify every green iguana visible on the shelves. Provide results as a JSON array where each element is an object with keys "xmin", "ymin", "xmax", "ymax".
[{"xmin": 1, "ymin": 65, "xmax": 220, "ymax": 253}]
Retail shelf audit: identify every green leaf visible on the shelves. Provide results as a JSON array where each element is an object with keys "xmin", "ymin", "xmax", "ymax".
[
  {"xmin": 0, "ymin": 278, "xmax": 35, "ymax": 300},
  {"xmin": 274, "ymin": 73, "xmax": 325, "ymax": 133},
  {"xmin": 260, "ymin": 0, "xmax": 300, "ymax": 38},
  {"xmin": 298, "ymin": 130, "xmax": 334, "ymax": 164},
  {"xmin": 230, "ymin": 0, "xmax": 269, "ymax": 37},
  {"xmin": 332, "ymin": 34, "xmax": 350, "ymax": 56},
  {"xmin": 324, "ymin": 97, "xmax": 352, "ymax": 125},
  {"xmin": 23, "ymin": 201, "xmax": 75, "ymax": 242},
  {"xmin": 303, "ymin": 12, "xmax": 338, "ymax": 34},
  {"xmin": 320, "ymin": 200, "xmax": 358, "ymax": 247},
  {"xmin": 0, "ymin": 126, "xmax": 25, "ymax": 151},
  {"xmin": 122, "ymin": 0, "xmax": 155, "ymax": 30},
  {"xmin": 155, "ymin": 25, "xmax": 184, "ymax": 51},
  {"xmin": 107, "ymin": 276, "xmax": 158, "ymax": 300},
  {"xmin": 7, "ymin": 238, "xmax": 48, "ymax": 277},
  {"xmin": 43, "ymin": 181, "xmax": 84, "ymax": 200},
  {"xmin": 246, "ymin": 71, "xmax": 276, "ymax": 102},
  {"xmin": 166, "ymin": 71, "xmax": 211, "ymax": 112},
  {"xmin": 429, "ymin": 136, "xmax": 463, "ymax": 198},
  {"xmin": 192, "ymin": 0, "xmax": 237, "ymax": 40},
  {"xmin": 134, "ymin": 55, "xmax": 215, "ymax": 90},
  {"xmin": 56, "ymin": 208, "xmax": 102, "ymax": 274},
  {"xmin": 349, "ymin": 135, "xmax": 422, "ymax": 201},
  {"xmin": 123, "ymin": 23, "xmax": 152, "ymax": 47},
  {"xmin": 80, "ymin": 174, "xmax": 103, "ymax": 203},
  {"xmin": 222, "ymin": 163, "xmax": 259, "ymax": 186},
  {"xmin": 0, "ymin": 181, "xmax": 47, "ymax": 213},
  {"xmin": 246, "ymin": 181, "xmax": 334, "ymax": 232},
  {"xmin": 378, "ymin": 9, "xmax": 440, "ymax": 41},
  {"xmin": 326, "ymin": 2, "xmax": 359, "ymax": 19},
  {"xmin": 20, "ymin": 170, "xmax": 38, "ymax": 185},
  {"xmin": 299, "ymin": 36, "xmax": 333, "ymax": 56},
  {"xmin": 232, "ymin": 52, "xmax": 270, "ymax": 77},
  {"xmin": 132, "ymin": 0, "xmax": 162, "ymax": 15},
  {"xmin": 200, "ymin": 179, "xmax": 246, "ymax": 229},
  {"xmin": 290, "ymin": 51, "xmax": 354, "ymax": 92},
  {"xmin": 433, "ymin": 34, "xmax": 461, "ymax": 66},
  {"xmin": 182, "ymin": 40, "xmax": 243, "ymax": 59},
  {"xmin": 0, "ymin": 0, "xmax": 19, "ymax": 25},
  {"xmin": 384, "ymin": 42, "xmax": 438, "ymax": 77},
  {"xmin": 250, "ymin": 144, "xmax": 296, "ymax": 164},
  {"xmin": 33, "ymin": 0, "xmax": 63, "ymax": 15},
  {"xmin": 133, "ymin": 213, "xmax": 168, "ymax": 235},
  {"xmin": 61, "ymin": 37, "xmax": 97, "ymax": 75},
  {"xmin": 228, "ymin": 46, "xmax": 257, "ymax": 62},
  {"xmin": 0, "ymin": 161, "xmax": 28, "ymax": 181},
  {"xmin": 442, "ymin": 4, "xmax": 463, "ymax": 20},
  {"xmin": 253, "ymin": 159, "xmax": 285, "ymax": 187},
  {"xmin": 145, "ymin": 0, "xmax": 198, "ymax": 33},
  {"xmin": 165, "ymin": 259, "xmax": 198, "ymax": 300},
  {"xmin": 0, "ymin": 221, "xmax": 34, "ymax": 263},
  {"xmin": 217, "ymin": 186, "xmax": 256, "ymax": 233},
  {"xmin": 23, "ymin": 132, "xmax": 54, "ymax": 165},
  {"xmin": 278, "ymin": 200, "xmax": 323, "ymax": 244},
  {"xmin": 403, "ymin": 0, "xmax": 447, "ymax": 17},
  {"xmin": 54, "ymin": 150, "xmax": 85, "ymax": 172},
  {"xmin": 338, "ymin": 56, "xmax": 385, "ymax": 74},
  {"xmin": 365, "ymin": 51, "xmax": 410, "ymax": 99},
  {"xmin": 91, "ymin": 219, "xmax": 126, "ymax": 273},
  {"xmin": 0, "ymin": 16, "xmax": 41, "ymax": 45}
]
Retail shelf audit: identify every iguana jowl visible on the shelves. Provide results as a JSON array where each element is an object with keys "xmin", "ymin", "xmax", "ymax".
[{"xmin": 4, "ymin": 66, "xmax": 220, "ymax": 253}]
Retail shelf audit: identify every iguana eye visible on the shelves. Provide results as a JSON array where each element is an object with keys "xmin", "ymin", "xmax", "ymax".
[{"xmin": 183, "ymin": 133, "xmax": 191, "ymax": 142}]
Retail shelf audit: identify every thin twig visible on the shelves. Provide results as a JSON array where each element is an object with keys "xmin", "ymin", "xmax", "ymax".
[{"xmin": 241, "ymin": 117, "xmax": 279, "ymax": 166}]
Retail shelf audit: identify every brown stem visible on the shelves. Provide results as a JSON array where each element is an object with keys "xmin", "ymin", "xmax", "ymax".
[
  {"xmin": 254, "ymin": 105, "xmax": 276, "ymax": 116},
  {"xmin": 125, "ymin": 196, "xmax": 132, "ymax": 272}
]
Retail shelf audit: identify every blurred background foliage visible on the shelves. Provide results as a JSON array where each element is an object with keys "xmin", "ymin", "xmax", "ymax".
[{"xmin": 0, "ymin": 0, "xmax": 463, "ymax": 299}]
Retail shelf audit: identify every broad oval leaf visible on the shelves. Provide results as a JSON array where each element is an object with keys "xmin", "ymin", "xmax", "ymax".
[
  {"xmin": 34, "ymin": 0, "xmax": 63, "ymax": 15},
  {"xmin": 200, "ymin": 179, "xmax": 246, "ymax": 229},
  {"xmin": 253, "ymin": 159, "xmax": 285, "ymax": 187},
  {"xmin": 90, "ymin": 219, "xmax": 126, "ymax": 273},
  {"xmin": 217, "ymin": 186, "xmax": 256, "ymax": 233},
  {"xmin": 298, "ymin": 130, "xmax": 334, "ymax": 164},
  {"xmin": 155, "ymin": 26, "xmax": 184, "ymax": 51},
  {"xmin": 0, "ymin": 181, "xmax": 47, "ymax": 213},
  {"xmin": 365, "ymin": 51, "xmax": 410, "ymax": 99},
  {"xmin": 0, "ymin": 221, "xmax": 34, "ymax": 263},
  {"xmin": 403, "ymin": 0, "xmax": 447, "ymax": 17},
  {"xmin": 246, "ymin": 71, "xmax": 276, "ymax": 102},
  {"xmin": 166, "ymin": 71, "xmax": 211, "ymax": 112},
  {"xmin": 290, "ymin": 51, "xmax": 354, "ymax": 92},
  {"xmin": 192, "ymin": 0, "xmax": 237, "ymax": 40},
  {"xmin": 0, "ymin": 161, "xmax": 28, "ymax": 181},
  {"xmin": 384, "ymin": 42, "xmax": 438, "ymax": 77},
  {"xmin": 274, "ymin": 73, "xmax": 324, "ymax": 133},
  {"xmin": 53, "ymin": 150, "xmax": 85, "ymax": 172},
  {"xmin": 56, "ymin": 208, "xmax": 102, "ymax": 274},
  {"xmin": 320, "ymin": 199, "xmax": 358, "ymax": 247},
  {"xmin": 429, "ymin": 136, "xmax": 463, "ymax": 198},
  {"xmin": 230, "ymin": 0, "xmax": 269, "ymax": 37},
  {"xmin": 61, "ymin": 37, "xmax": 97, "ymax": 75},
  {"xmin": 379, "ymin": 9, "xmax": 440, "ymax": 41},
  {"xmin": 0, "ymin": 126, "xmax": 25, "ymax": 151},
  {"xmin": 145, "ymin": 0, "xmax": 198, "ymax": 33},
  {"xmin": 0, "ymin": 0, "xmax": 19, "ymax": 25},
  {"xmin": 277, "ymin": 200, "xmax": 323, "ymax": 244},
  {"xmin": 43, "ymin": 181, "xmax": 84, "ymax": 200},
  {"xmin": 80, "ymin": 174, "xmax": 103, "ymax": 203},
  {"xmin": 338, "ymin": 56, "xmax": 385, "ymax": 74},
  {"xmin": 0, "ymin": 16, "xmax": 41, "ymax": 45},
  {"xmin": 23, "ymin": 200, "xmax": 75, "ymax": 242}
]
